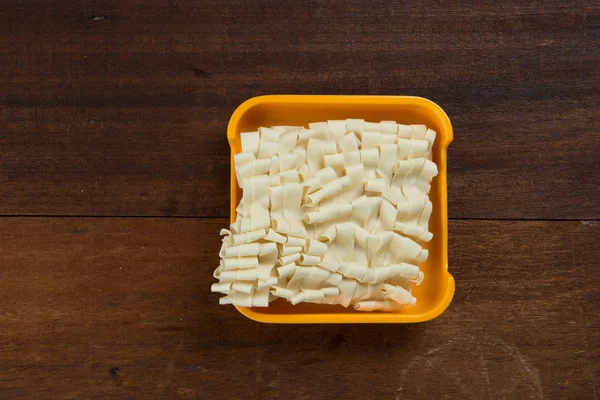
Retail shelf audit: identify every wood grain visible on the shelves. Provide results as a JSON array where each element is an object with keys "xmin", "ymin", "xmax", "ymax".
[
  {"xmin": 1, "ymin": 1, "xmax": 598, "ymax": 399},
  {"xmin": 0, "ymin": 218, "xmax": 597, "ymax": 399},
  {"xmin": 1, "ymin": 0, "xmax": 598, "ymax": 218}
]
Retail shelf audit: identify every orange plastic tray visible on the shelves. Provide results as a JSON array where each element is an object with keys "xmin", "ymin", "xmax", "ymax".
[{"xmin": 227, "ymin": 95, "xmax": 454, "ymax": 323}]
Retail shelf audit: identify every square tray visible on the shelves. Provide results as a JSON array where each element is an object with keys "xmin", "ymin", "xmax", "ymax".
[{"xmin": 227, "ymin": 95, "xmax": 454, "ymax": 323}]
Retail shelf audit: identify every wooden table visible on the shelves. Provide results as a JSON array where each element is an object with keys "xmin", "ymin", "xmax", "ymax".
[{"xmin": 1, "ymin": 1, "xmax": 598, "ymax": 398}]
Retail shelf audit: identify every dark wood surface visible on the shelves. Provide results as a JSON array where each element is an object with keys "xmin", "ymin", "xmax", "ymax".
[
  {"xmin": 0, "ymin": 219, "xmax": 598, "ymax": 399},
  {"xmin": 0, "ymin": 1, "xmax": 598, "ymax": 399}
]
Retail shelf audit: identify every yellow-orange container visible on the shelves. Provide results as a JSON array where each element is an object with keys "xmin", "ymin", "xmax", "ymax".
[{"xmin": 227, "ymin": 95, "xmax": 453, "ymax": 323}]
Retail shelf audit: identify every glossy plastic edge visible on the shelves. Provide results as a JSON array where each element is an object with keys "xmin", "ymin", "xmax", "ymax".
[{"xmin": 226, "ymin": 95, "xmax": 454, "ymax": 324}]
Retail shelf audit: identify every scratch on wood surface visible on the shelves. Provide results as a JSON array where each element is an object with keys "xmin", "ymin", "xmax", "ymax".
[
  {"xmin": 479, "ymin": 349, "xmax": 491, "ymax": 395},
  {"xmin": 580, "ymin": 220, "xmax": 597, "ymax": 229},
  {"xmin": 579, "ymin": 308, "xmax": 597, "ymax": 399},
  {"xmin": 399, "ymin": 335, "xmax": 544, "ymax": 399},
  {"xmin": 495, "ymin": 339, "xmax": 543, "ymax": 399},
  {"xmin": 162, "ymin": 362, "xmax": 175, "ymax": 391},
  {"xmin": 436, "ymin": 361, "xmax": 476, "ymax": 397},
  {"xmin": 176, "ymin": 388, "xmax": 195, "ymax": 398}
]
